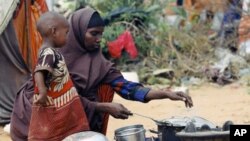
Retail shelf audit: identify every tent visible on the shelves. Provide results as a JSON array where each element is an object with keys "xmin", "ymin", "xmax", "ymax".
[{"xmin": 0, "ymin": 0, "xmax": 48, "ymax": 125}]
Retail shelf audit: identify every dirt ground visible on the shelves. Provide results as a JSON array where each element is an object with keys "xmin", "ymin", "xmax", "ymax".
[{"xmin": 1, "ymin": 83, "xmax": 250, "ymax": 141}]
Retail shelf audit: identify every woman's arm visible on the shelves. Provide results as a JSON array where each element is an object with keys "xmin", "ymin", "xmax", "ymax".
[
  {"xmin": 145, "ymin": 89, "xmax": 193, "ymax": 108},
  {"xmin": 110, "ymin": 76, "xmax": 193, "ymax": 107},
  {"xmin": 98, "ymin": 77, "xmax": 193, "ymax": 119},
  {"xmin": 79, "ymin": 93, "xmax": 132, "ymax": 120},
  {"xmin": 110, "ymin": 76, "xmax": 150, "ymax": 102}
]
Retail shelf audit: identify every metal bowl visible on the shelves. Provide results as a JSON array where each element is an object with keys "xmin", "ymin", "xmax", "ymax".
[{"xmin": 62, "ymin": 131, "xmax": 109, "ymax": 141}]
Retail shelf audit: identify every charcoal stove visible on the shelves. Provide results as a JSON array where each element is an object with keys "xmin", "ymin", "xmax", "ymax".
[{"xmin": 153, "ymin": 116, "xmax": 232, "ymax": 141}]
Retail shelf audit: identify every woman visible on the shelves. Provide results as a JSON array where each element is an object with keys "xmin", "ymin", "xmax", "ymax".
[
  {"xmin": 10, "ymin": 7, "xmax": 193, "ymax": 141},
  {"xmin": 60, "ymin": 7, "xmax": 193, "ymax": 133}
]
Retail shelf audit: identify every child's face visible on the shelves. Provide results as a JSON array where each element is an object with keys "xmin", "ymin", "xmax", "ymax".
[{"xmin": 53, "ymin": 24, "xmax": 69, "ymax": 48}]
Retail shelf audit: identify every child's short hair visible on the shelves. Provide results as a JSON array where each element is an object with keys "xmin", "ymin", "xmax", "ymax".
[{"xmin": 37, "ymin": 12, "xmax": 67, "ymax": 37}]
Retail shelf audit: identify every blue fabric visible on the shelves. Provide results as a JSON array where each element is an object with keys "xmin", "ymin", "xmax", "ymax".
[
  {"xmin": 223, "ymin": 0, "xmax": 241, "ymax": 23},
  {"xmin": 218, "ymin": 0, "xmax": 242, "ymax": 47},
  {"xmin": 110, "ymin": 76, "xmax": 150, "ymax": 102},
  {"xmin": 220, "ymin": 0, "xmax": 242, "ymax": 35}
]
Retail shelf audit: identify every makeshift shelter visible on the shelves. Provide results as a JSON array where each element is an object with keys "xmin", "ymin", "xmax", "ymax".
[{"xmin": 0, "ymin": 0, "xmax": 48, "ymax": 124}]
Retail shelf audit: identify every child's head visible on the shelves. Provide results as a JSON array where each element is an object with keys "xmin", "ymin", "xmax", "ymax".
[{"xmin": 37, "ymin": 12, "xmax": 69, "ymax": 48}]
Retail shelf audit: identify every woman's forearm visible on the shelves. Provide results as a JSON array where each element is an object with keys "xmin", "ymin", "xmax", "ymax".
[
  {"xmin": 144, "ymin": 89, "xmax": 171, "ymax": 101},
  {"xmin": 95, "ymin": 102, "xmax": 110, "ymax": 113}
]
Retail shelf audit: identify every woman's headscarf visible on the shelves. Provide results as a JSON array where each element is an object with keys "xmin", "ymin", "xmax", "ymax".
[{"xmin": 60, "ymin": 7, "xmax": 122, "ymax": 99}]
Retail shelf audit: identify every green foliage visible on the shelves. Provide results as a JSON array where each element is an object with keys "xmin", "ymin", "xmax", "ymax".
[
  {"xmin": 102, "ymin": 25, "xmax": 126, "ymax": 41},
  {"xmin": 60, "ymin": 0, "xmax": 216, "ymax": 85},
  {"xmin": 89, "ymin": 0, "xmax": 163, "ymax": 66},
  {"xmin": 86, "ymin": 0, "xmax": 144, "ymax": 15},
  {"xmin": 100, "ymin": 24, "xmax": 125, "ymax": 58},
  {"xmin": 172, "ymin": 7, "xmax": 187, "ymax": 18}
]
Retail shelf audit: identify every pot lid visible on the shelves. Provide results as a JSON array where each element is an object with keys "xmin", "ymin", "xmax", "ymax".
[{"xmin": 159, "ymin": 116, "xmax": 217, "ymax": 128}]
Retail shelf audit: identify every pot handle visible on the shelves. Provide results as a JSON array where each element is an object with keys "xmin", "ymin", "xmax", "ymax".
[{"xmin": 149, "ymin": 129, "xmax": 159, "ymax": 134}]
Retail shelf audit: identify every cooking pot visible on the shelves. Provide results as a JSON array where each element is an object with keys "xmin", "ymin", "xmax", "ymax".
[
  {"xmin": 114, "ymin": 124, "xmax": 145, "ymax": 141},
  {"xmin": 156, "ymin": 117, "xmax": 186, "ymax": 133},
  {"xmin": 149, "ymin": 117, "xmax": 186, "ymax": 141},
  {"xmin": 155, "ymin": 116, "xmax": 219, "ymax": 141},
  {"xmin": 156, "ymin": 119, "xmax": 185, "ymax": 141},
  {"xmin": 62, "ymin": 131, "xmax": 108, "ymax": 141},
  {"xmin": 132, "ymin": 113, "xmax": 185, "ymax": 141}
]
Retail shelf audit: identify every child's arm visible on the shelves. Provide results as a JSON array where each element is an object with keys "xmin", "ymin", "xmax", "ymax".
[{"xmin": 34, "ymin": 70, "xmax": 48, "ymax": 106}]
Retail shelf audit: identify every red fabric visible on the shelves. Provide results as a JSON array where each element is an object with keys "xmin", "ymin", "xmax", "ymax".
[
  {"xmin": 107, "ymin": 38, "xmax": 124, "ymax": 58},
  {"xmin": 29, "ymin": 48, "xmax": 90, "ymax": 140},
  {"xmin": 107, "ymin": 31, "xmax": 138, "ymax": 59},
  {"xmin": 13, "ymin": 0, "xmax": 48, "ymax": 70},
  {"xmin": 97, "ymin": 84, "xmax": 115, "ymax": 135},
  {"xmin": 28, "ymin": 96, "xmax": 89, "ymax": 141},
  {"xmin": 34, "ymin": 80, "xmax": 74, "ymax": 99}
]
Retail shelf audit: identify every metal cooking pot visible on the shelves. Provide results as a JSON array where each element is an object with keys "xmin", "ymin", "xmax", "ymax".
[
  {"xmin": 156, "ymin": 116, "xmax": 219, "ymax": 141},
  {"xmin": 156, "ymin": 120, "xmax": 185, "ymax": 133},
  {"xmin": 149, "ymin": 119, "xmax": 185, "ymax": 141},
  {"xmin": 62, "ymin": 131, "xmax": 108, "ymax": 141},
  {"xmin": 114, "ymin": 124, "xmax": 146, "ymax": 141},
  {"xmin": 157, "ymin": 120, "xmax": 185, "ymax": 141},
  {"xmin": 132, "ymin": 113, "xmax": 185, "ymax": 141}
]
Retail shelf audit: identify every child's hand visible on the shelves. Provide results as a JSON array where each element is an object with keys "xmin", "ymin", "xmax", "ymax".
[
  {"xmin": 34, "ymin": 87, "xmax": 49, "ymax": 106},
  {"xmin": 34, "ymin": 94, "xmax": 48, "ymax": 106}
]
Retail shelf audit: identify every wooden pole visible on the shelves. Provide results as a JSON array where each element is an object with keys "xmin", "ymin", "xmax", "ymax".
[{"xmin": 24, "ymin": 0, "xmax": 31, "ymax": 70}]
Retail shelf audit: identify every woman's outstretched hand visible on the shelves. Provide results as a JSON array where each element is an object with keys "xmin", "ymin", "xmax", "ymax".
[
  {"xmin": 167, "ymin": 91, "xmax": 193, "ymax": 108},
  {"xmin": 145, "ymin": 89, "xmax": 193, "ymax": 108}
]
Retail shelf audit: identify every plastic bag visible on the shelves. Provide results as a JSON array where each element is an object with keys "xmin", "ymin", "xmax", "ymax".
[{"xmin": 107, "ymin": 30, "xmax": 138, "ymax": 59}]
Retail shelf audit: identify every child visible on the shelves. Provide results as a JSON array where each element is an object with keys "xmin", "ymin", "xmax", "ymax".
[{"xmin": 28, "ymin": 12, "xmax": 89, "ymax": 141}]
